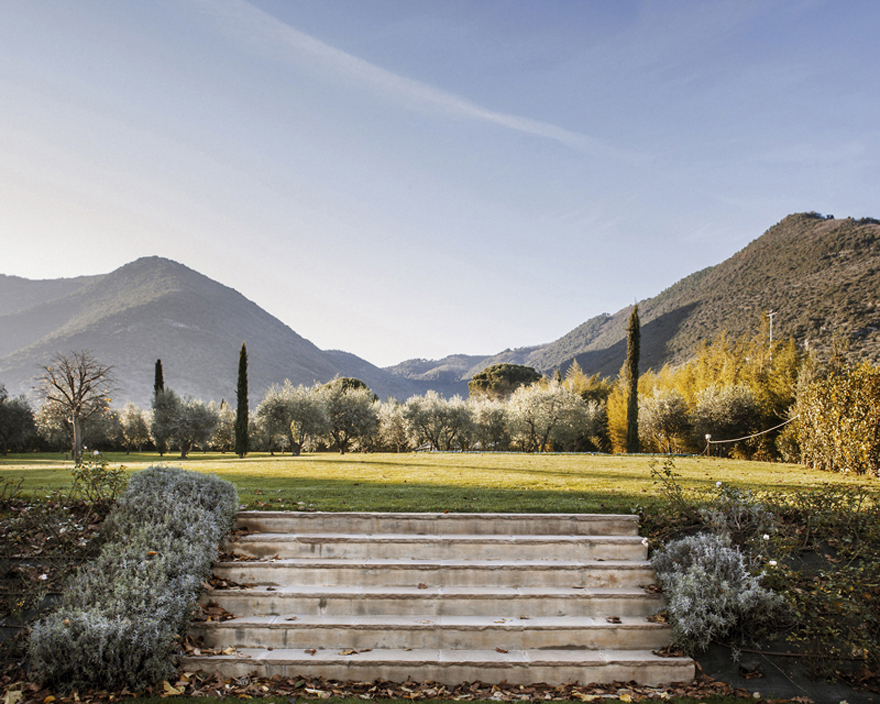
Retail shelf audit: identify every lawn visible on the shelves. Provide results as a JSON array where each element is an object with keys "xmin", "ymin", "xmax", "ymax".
[{"xmin": 0, "ymin": 450, "xmax": 869, "ymax": 514}]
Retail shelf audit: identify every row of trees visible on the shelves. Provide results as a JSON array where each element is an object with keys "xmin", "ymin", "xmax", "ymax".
[{"xmin": 2, "ymin": 312, "xmax": 878, "ymax": 473}]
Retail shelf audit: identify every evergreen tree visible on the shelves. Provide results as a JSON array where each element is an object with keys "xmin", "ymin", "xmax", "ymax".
[
  {"xmin": 154, "ymin": 359, "xmax": 165, "ymax": 396},
  {"xmin": 625, "ymin": 305, "xmax": 641, "ymax": 453},
  {"xmin": 234, "ymin": 342, "xmax": 249, "ymax": 457}
]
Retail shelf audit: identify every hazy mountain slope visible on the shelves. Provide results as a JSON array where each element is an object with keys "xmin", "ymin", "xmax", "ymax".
[
  {"xmin": 388, "ymin": 213, "xmax": 880, "ymax": 387},
  {"xmin": 0, "ymin": 274, "xmax": 99, "ymax": 315},
  {"xmin": 0, "ymin": 257, "xmax": 423, "ymax": 406},
  {"xmin": 527, "ymin": 213, "xmax": 880, "ymax": 377},
  {"xmin": 322, "ymin": 349, "xmax": 435, "ymax": 400}
]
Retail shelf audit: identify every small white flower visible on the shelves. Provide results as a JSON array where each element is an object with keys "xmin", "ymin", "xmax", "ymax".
[
  {"xmin": 763, "ymin": 534, "xmax": 770, "ymax": 541},
  {"xmin": 769, "ymin": 560, "xmax": 777, "ymax": 567},
  {"xmin": 93, "ymin": 450, "xmax": 100, "ymax": 456},
  {"xmin": 39, "ymin": 573, "xmax": 48, "ymax": 581},
  {"xmin": 641, "ymin": 538, "xmax": 649, "ymax": 547},
  {"xmin": 753, "ymin": 693, "xmax": 761, "ymax": 700},
  {"xmin": 716, "ymin": 481, "xmax": 722, "ymax": 487}
]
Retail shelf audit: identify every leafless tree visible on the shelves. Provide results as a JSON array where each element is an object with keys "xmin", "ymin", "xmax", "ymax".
[{"xmin": 38, "ymin": 351, "xmax": 114, "ymax": 463}]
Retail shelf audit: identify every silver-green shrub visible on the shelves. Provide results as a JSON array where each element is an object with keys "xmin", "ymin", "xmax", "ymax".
[
  {"xmin": 28, "ymin": 467, "xmax": 238, "ymax": 690},
  {"xmin": 651, "ymin": 532, "xmax": 785, "ymax": 654}
]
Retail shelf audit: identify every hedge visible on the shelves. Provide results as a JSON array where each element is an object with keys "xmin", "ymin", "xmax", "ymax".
[{"xmin": 28, "ymin": 466, "xmax": 238, "ymax": 690}]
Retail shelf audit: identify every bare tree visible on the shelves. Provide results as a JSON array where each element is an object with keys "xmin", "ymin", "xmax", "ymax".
[{"xmin": 38, "ymin": 351, "xmax": 114, "ymax": 463}]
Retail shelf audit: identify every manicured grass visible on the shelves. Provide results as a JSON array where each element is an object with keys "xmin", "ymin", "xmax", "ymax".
[{"xmin": 0, "ymin": 451, "xmax": 870, "ymax": 514}]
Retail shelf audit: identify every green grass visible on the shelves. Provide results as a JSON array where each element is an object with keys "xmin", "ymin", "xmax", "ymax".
[{"xmin": 1, "ymin": 451, "xmax": 870, "ymax": 514}]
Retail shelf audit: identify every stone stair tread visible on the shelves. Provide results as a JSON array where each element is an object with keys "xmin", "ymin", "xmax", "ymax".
[
  {"xmin": 211, "ymin": 584, "xmax": 658, "ymax": 597},
  {"xmin": 217, "ymin": 557, "xmax": 651, "ymax": 568},
  {"xmin": 234, "ymin": 532, "xmax": 644, "ymax": 543},
  {"xmin": 183, "ymin": 646, "xmax": 689, "ymax": 666}
]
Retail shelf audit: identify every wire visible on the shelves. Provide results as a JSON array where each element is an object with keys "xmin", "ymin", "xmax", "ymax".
[{"xmin": 704, "ymin": 415, "xmax": 799, "ymax": 452}]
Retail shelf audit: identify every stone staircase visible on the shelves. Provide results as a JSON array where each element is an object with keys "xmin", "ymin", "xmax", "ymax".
[{"xmin": 183, "ymin": 511, "xmax": 693, "ymax": 686}]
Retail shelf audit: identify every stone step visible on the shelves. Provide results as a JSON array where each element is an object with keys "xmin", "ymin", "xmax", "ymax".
[
  {"xmin": 203, "ymin": 584, "xmax": 665, "ymax": 618},
  {"xmin": 189, "ymin": 614, "xmax": 674, "ymax": 651},
  {"xmin": 229, "ymin": 533, "xmax": 648, "ymax": 561},
  {"xmin": 236, "ymin": 511, "xmax": 640, "ymax": 537},
  {"xmin": 213, "ymin": 558, "xmax": 656, "ymax": 589},
  {"xmin": 180, "ymin": 647, "xmax": 694, "ymax": 686},
  {"xmin": 186, "ymin": 511, "xmax": 693, "ymax": 687}
]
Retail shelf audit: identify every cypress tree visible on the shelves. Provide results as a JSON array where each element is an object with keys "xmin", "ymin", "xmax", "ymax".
[
  {"xmin": 234, "ymin": 342, "xmax": 249, "ymax": 458},
  {"xmin": 625, "ymin": 305, "xmax": 641, "ymax": 454},
  {"xmin": 154, "ymin": 359, "xmax": 165, "ymax": 396}
]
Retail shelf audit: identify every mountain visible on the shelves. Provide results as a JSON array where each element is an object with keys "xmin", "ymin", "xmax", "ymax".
[
  {"xmin": 388, "ymin": 213, "xmax": 880, "ymax": 385},
  {"xmin": 4, "ymin": 214, "xmax": 878, "ymax": 408},
  {"xmin": 0, "ymin": 257, "xmax": 426, "ymax": 407}
]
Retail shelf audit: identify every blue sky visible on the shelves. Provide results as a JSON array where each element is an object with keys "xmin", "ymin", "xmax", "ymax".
[{"xmin": 1, "ymin": 1, "xmax": 878, "ymax": 367}]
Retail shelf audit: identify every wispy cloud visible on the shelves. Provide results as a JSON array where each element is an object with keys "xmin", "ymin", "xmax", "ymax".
[{"xmin": 197, "ymin": 0, "xmax": 639, "ymax": 161}]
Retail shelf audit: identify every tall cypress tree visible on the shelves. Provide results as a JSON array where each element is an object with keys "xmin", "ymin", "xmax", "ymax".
[
  {"xmin": 234, "ymin": 342, "xmax": 249, "ymax": 458},
  {"xmin": 154, "ymin": 359, "xmax": 165, "ymax": 396},
  {"xmin": 625, "ymin": 305, "xmax": 641, "ymax": 454}
]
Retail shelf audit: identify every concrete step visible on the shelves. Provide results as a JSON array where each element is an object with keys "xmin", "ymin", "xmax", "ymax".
[
  {"xmin": 213, "ymin": 557, "xmax": 657, "ymax": 588},
  {"xmin": 189, "ymin": 614, "xmax": 674, "ymax": 651},
  {"xmin": 186, "ymin": 511, "xmax": 693, "ymax": 687},
  {"xmin": 180, "ymin": 647, "xmax": 694, "ymax": 686},
  {"xmin": 229, "ymin": 533, "xmax": 648, "ymax": 561},
  {"xmin": 203, "ymin": 584, "xmax": 666, "ymax": 618},
  {"xmin": 236, "ymin": 511, "xmax": 640, "ymax": 537}
]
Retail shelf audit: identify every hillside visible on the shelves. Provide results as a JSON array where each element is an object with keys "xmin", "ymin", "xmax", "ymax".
[
  {"xmin": 0, "ymin": 257, "xmax": 424, "ymax": 406},
  {"xmin": 389, "ymin": 213, "xmax": 880, "ymax": 385}
]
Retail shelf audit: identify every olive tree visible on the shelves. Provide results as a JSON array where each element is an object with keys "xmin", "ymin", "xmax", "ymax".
[
  {"xmin": 469, "ymin": 397, "xmax": 510, "ymax": 451},
  {"xmin": 170, "ymin": 397, "xmax": 219, "ymax": 458},
  {"xmin": 255, "ymin": 381, "xmax": 328, "ymax": 455},
  {"xmin": 119, "ymin": 402, "xmax": 151, "ymax": 453},
  {"xmin": 403, "ymin": 391, "xmax": 473, "ymax": 451},
  {"xmin": 319, "ymin": 378, "xmax": 378, "ymax": 454},
  {"xmin": 640, "ymin": 389, "xmax": 691, "ymax": 454},
  {"xmin": 507, "ymin": 379, "xmax": 591, "ymax": 453},
  {"xmin": 377, "ymin": 399, "xmax": 411, "ymax": 452}
]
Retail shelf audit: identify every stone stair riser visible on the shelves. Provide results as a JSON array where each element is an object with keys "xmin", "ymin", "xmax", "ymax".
[
  {"xmin": 189, "ymin": 621, "xmax": 674, "ymax": 651},
  {"xmin": 236, "ymin": 512, "xmax": 639, "ymax": 537},
  {"xmin": 204, "ymin": 591, "xmax": 666, "ymax": 618},
  {"xmin": 212, "ymin": 563, "xmax": 657, "ymax": 589},
  {"xmin": 229, "ymin": 537, "xmax": 647, "ymax": 562},
  {"xmin": 180, "ymin": 653, "xmax": 693, "ymax": 686}
]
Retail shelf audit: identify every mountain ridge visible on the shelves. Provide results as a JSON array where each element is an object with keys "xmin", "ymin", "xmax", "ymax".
[{"xmin": 2, "ymin": 213, "xmax": 879, "ymax": 407}]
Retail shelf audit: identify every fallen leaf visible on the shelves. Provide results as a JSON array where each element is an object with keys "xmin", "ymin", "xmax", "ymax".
[
  {"xmin": 495, "ymin": 647, "xmax": 508, "ymax": 653},
  {"xmin": 417, "ymin": 583, "xmax": 428, "ymax": 589},
  {"xmin": 606, "ymin": 617, "xmax": 622, "ymax": 624},
  {"xmin": 518, "ymin": 615, "xmax": 530, "ymax": 620},
  {"xmin": 161, "ymin": 681, "xmax": 183, "ymax": 697},
  {"xmin": 4, "ymin": 691, "xmax": 22, "ymax": 704}
]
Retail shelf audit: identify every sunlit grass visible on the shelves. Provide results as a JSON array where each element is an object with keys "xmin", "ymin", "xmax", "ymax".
[{"xmin": 1, "ymin": 451, "xmax": 869, "ymax": 514}]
